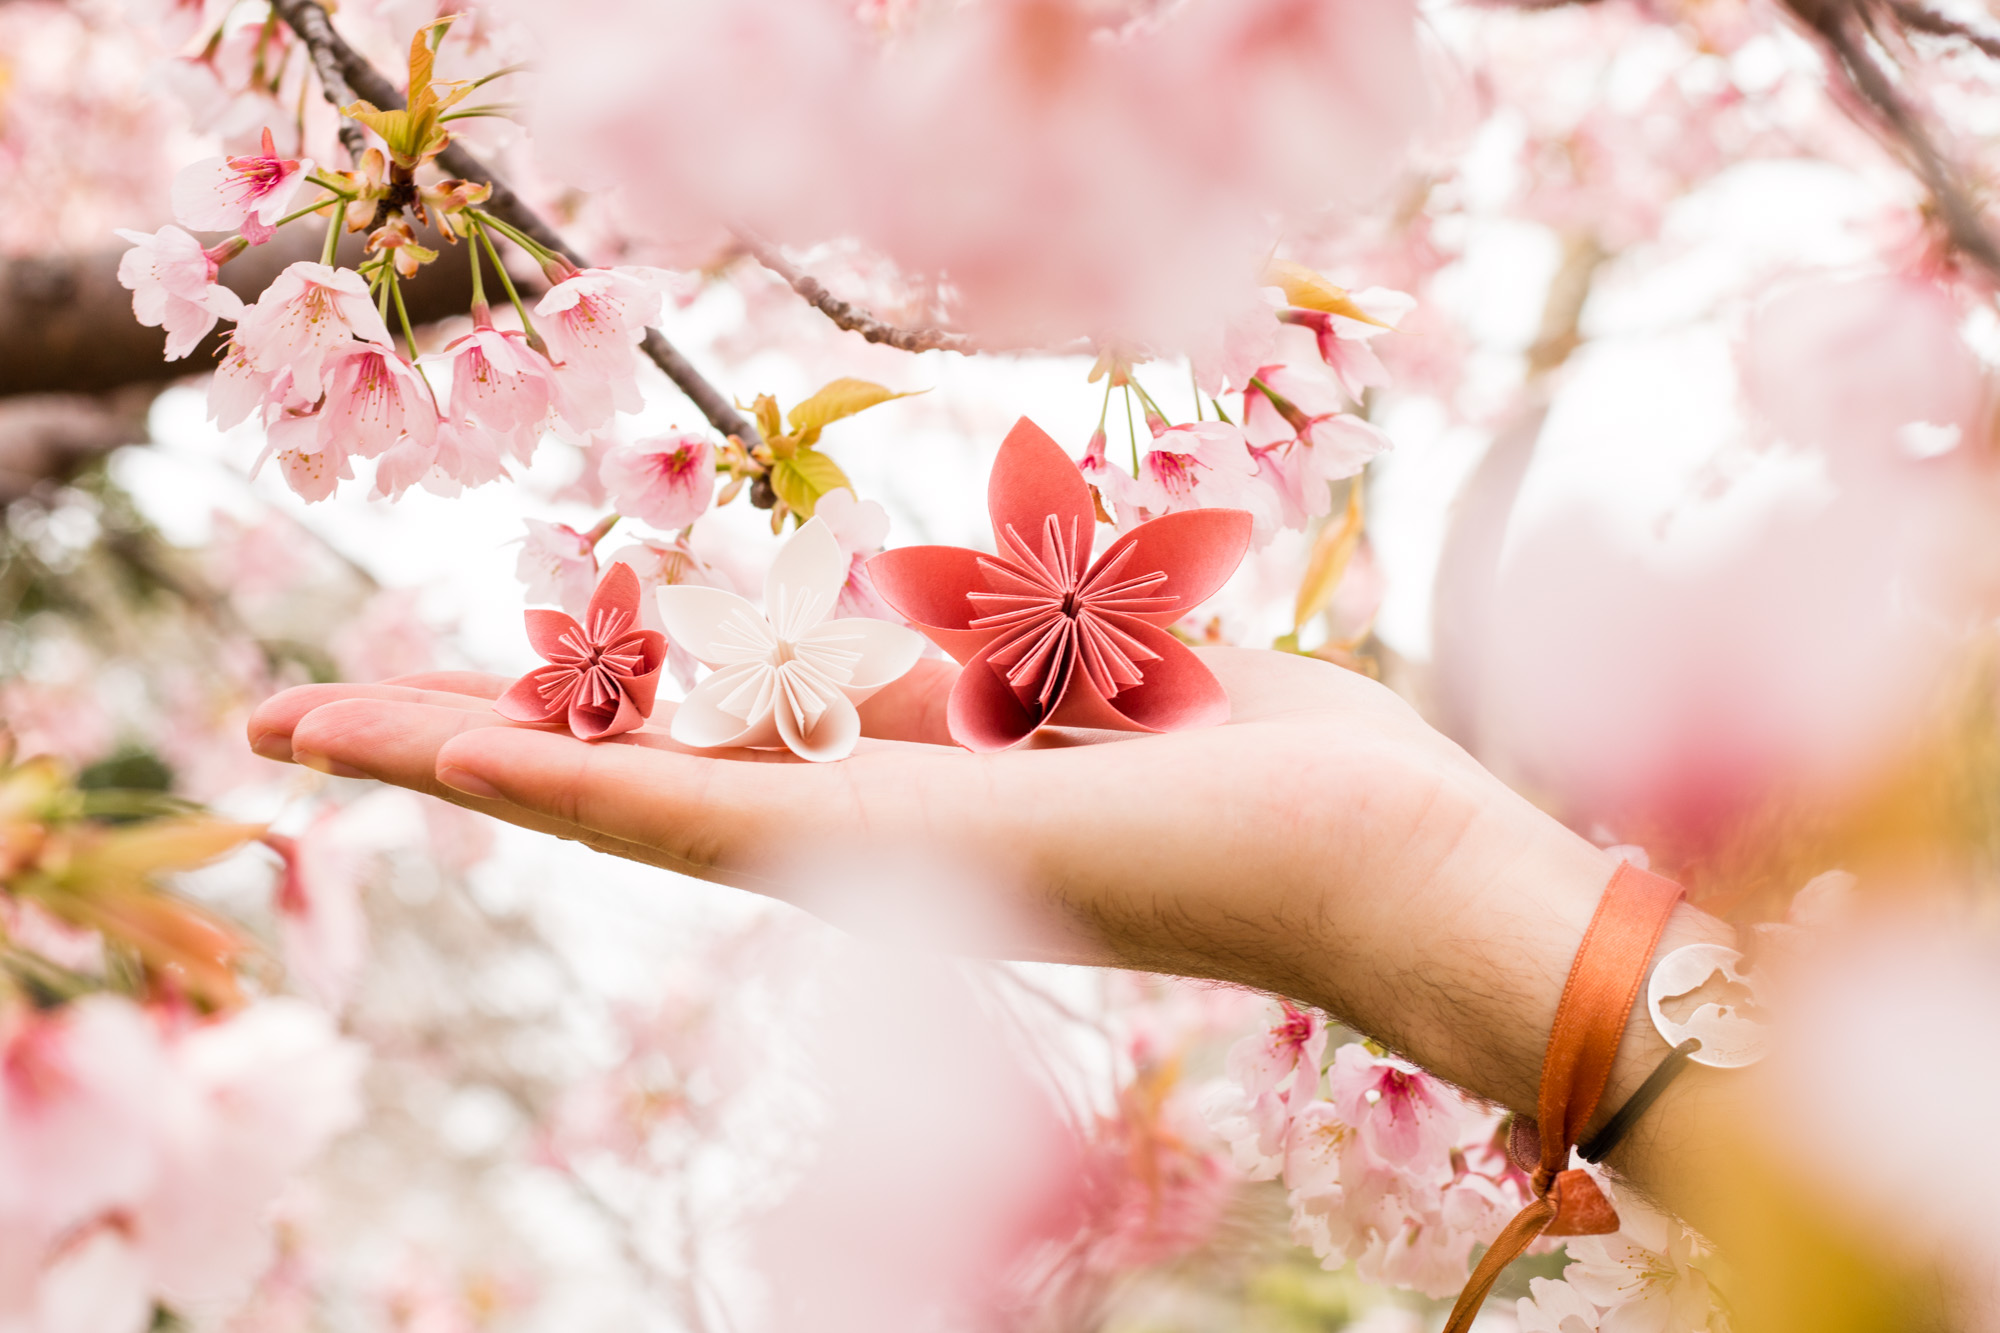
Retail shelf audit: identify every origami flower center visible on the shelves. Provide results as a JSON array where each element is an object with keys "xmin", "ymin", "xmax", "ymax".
[
  {"xmin": 535, "ymin": 607, "xmax": 647, "ymax": 715},
  {"xmin": 966, "ymin": 514, "xmax": 1177, "ymax": 713},
  {"xmin": 705, "ymin": 598, "xmax": 866, "ymax": 735}
]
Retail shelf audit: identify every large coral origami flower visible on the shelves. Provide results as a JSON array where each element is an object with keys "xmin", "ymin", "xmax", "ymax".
[
  {"xmin": 495, "ymin": 562, "xmax": 667, "ymax": 740},
  {"xmin": 656, "ymin": 518, "xmax": 926, "ymax": 762},
  {"xmin": 868, "ymin": 418, "xmax": 1254, "ymax": 752}
]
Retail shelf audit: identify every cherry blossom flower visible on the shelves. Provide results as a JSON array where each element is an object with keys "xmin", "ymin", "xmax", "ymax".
[
  {"xmin": 318, "ymin": 341, "xmax": 437, "ymax": 461},
  {"xmin": 170, "ymin": 126, "xmax": 314, "ymax": 245},
  {"xmin": 428, "ymin": 315, "xmax": 559, "ymax": 464},
  {"xmin": 868, "ymin": 418, "xmax": 1252, "ymax": 752},
  {"xmin": 495, "ymin": 562, "xmax": 668, "ymax": 741},
  {"xmin": 114, "ymin": 225, "xmax": 244, "ymax": 359},
  {"xmin": 601, "ymin": 430, "xmax": 715, "ymax": 531},
  {"xmin": 253, "ymin": 408, "xmax": 352, "ymax": 504},
  {"xmin": 1120, "ymin": 421, "xmax": 1277, "ymax": 536},
  {"xmin": 1244, "ymin": 363, "xmax": 1392, "ymax": 529},
  {"xmin": 537, "ymin": 267, "xmax": 667, "ymax": 430},
  {"xmin": 232, "ymin": 262, "xmax": 393, "ymax": 401},
  {"xmin": 0, "ymin": 996, "xmax": 165, "ymax": 1242},
  {"xmin": 813, "ymin": 487, "xmax": 899, "ymax": 621},
  {"xmin": 1326, "ymin": 1044, "xmax": 1458, "ymax": 1180},
  {"xmin": 658, "ymin": 518, "xmax": 924, "ymax": 762},
  {"xmin": 515, "ymin": 519, "xmax": 600, "ymax": 619},
  {"xmin": 372, "ymin": 417, "xmax": 509, "ymax": 501},
  {"xmin": 1279, "ymin": 286, "xmax": 1414, "ymax": 402},
  {"xmin": 135, "ymin": 999, "xmax": 366, "ymax": 1305},
  {"xmin": 265, "ymin": 812, "xmax": 369, "ymax": 1013},
  {"xmin": 1203, "ymin": 1001, "xmax": 1326, "ymax": 1179},
  {"xmin": 207, "ymin": 336, "xmax": 290, "ymax": 431},
  {"xmin": 1519, "ymin": 1276, "xmax": 1604, "ymax": 1333},
  {"xmin": 1068, "ymin": 1060, "xmax": 1234, "ymax": 1274},
  {"xmin": 1562, "ymin": 1206, "xmax": 1718, "ymax": 1333}
]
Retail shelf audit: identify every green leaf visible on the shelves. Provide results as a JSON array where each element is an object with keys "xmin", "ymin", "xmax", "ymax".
[
  {"xmin": 787, "ymin": 378, "xmax": 920, "ymax": 449},
  {"xmin": 766, "ymin": 448, "xmax": 852, "ymax": 520}
]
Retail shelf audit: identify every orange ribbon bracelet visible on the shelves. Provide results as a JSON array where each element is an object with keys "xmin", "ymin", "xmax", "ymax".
[{"xmin": 1441, "ymin": 861, "xmax": 1686, "ymax": 1333}]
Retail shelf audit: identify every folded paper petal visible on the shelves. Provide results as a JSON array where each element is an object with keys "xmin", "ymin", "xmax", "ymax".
[
  {"xmin": 867, "ymin": 416, "xmax": 1249, "ymax": 752},
  {"xmin": 1093, "ymin": 508, "xmax": 1256, "ymax": 625},
  {"xmin": 571, "ymin": 686, "xmax": 646, "ymax": 741},
  {"xmin": 807, "ymin": 617, "xmax": 927, "ymax": 693},
  {"xmin": 662, "ymin": 522, "xmax": 922, "ymax": 762},
  {"xmin": 657, "ymin": 585, "xmax": 767, "ymax": 665},
  {"xmin": 765, "ymin": 515, "xmax": 847, "ymax": 632},
  {"xmin": 522, "ymin": 608, "xmax": 585, "ymax": 664},
  {"xmin": 947, "ymin": 653, "xmax": 1046, "ymax": 753},
  {"xmin": 774, "ymin": 688, "xmax": 862, "ymax": 762},
  {"xmin": 496, "ymin": 561, "xmax": 665, "ymax": 741},
  {"xmin": 670, "ymin": 664, "xmax": 774, "ymax": 750},
  {"xmin": 987, "ymin": 418, "xmax": 1097, "ymax": 581},
  {"xmin": 494, "ymin": 668, "xmax": 566, "ymax": 725},
  {"xmin": 864, "ymin": 545, "xmax": 1004, "ymax": 665},
  {"xmin": 1078, "ymin": 618, "xmax": 1230, "ymax": 732}
]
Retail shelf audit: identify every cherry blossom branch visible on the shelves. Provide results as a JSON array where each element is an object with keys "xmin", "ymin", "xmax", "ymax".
[
  {"xmin": 1888, "ymin": 0, "xmax": 2000, "ymax": 60},
  {"xmin": 266, "ymin": 0, "xmax": 762, "ymax": 445},
  {"xmin": 733, "ymin": 231, "xmax": 975, "ymax": 355},
  {"xmin": 1785, "ymin": 0, "xmax": 2000, "ymax": 283}
]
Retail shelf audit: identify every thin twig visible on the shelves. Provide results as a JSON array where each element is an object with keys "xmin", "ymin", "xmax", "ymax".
[
  {"xmin": 266, "ymin": 0, "xmax": 760, "ymax": 444},
  {"xmin": 269, "ymin": 0, "xmax": 368, "ymax": 163},
  {"xmin": 1889, "ymin": 0, "xmax": 2000, "ymax": 60},
  {"xmin": 733, "ymin": 230, "xmax": 975, "ymax": 355},
  {"xmin": 1787, "ymin": 0, "xmax": 2000, "ymax": 282}
]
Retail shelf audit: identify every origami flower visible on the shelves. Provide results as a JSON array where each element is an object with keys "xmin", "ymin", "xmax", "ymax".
[
  {"xmin": 656, "ymin": 518, "xmax": 925, "ymax": 762},
  {"xmin": 867, "ymin": 418, "xmax": 1253, "ymax": 752},
  {"xmin": 494, "ymin": 562, "xmax": 667, "ymax": 740}
]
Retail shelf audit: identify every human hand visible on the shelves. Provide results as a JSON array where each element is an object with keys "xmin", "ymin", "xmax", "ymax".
[{"xmin": 247, "ymin": 645, "xmax": 1732, "ymax": 1202}]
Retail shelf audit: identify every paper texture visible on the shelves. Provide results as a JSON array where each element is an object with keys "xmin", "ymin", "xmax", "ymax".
[
  {"xmin": 495, "ymin": 562, "xmax": 668, "ymax": 740},
  {"xmin": 867, "ymin": 417, "xmax": 1253, "ymax": 752},
  {"xmin": 657, "ymin": 517, "xmax": 926, "ymax": 762}
]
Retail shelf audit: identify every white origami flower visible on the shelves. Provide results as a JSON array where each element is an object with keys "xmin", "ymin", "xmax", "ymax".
[{"xmin": 656, "ymin": 517, "xmax": 924, "ymax": 762}]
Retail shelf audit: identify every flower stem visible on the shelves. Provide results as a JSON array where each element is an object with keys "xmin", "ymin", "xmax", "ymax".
[
  {"xmin": 307, "ymin": 172, "xmax": 356, "ymax": 196},
  {"xmin": 467, "ymin": 227, "xmax": 487, "ymax": 310},
  {"xmin": 1190, "ymin": 362, "xmax": 1203, "ymax": 421},
  {"xmin": 387, "ymin": 271, "xmax": 436, "ymax": 402},
  {"xmin": 585, "ymin": 514, "xmax": 620, "ymax": 548},
  {"xmin": 1123, "ymin": 383, "xmax": 1139, "ymax": 474},
  {"xmin": 1130, "ymin": 377, "xmax": 1170, "ymax": 426},
  {"xmin": 474, "ymin": 220, "xmax": 545, "ymax": 352},
  {"xmin": 271, "ymin": 194, "xmax": 345, "ymax": 230},
  {"xmin": 470, "ymin": 209, "xmax": 560, "ymax": 266},
  {"xmin": 321, "ymin": 200, "xmax": 346, "ymax": 266}
]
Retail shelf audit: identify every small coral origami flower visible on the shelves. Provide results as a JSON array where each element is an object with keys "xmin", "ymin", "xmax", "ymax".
[
  {"xmin": 867, "ymin": 418, "xmax": 1253, "ymax": 752},
  {"xmin": 656, "ymin": 518, "xmax": 925, "ymax": 762},
  {"xmin": 495, "ymin": 562, "xmax": 667, "ymax": 740}
]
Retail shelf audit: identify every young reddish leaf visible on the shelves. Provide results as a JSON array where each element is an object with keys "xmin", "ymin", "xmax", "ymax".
[{"xmin": 1265, "ymin": 258, "xmax": 1394, "ymax": 330}]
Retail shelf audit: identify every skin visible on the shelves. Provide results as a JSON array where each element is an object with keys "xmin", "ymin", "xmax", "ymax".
[{"xmin": 247, "ymin": 646, "xmax": 1740, "ymax": 1230}]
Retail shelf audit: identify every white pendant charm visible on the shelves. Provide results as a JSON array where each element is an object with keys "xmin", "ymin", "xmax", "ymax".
[{"xmin": 1647, "ymin": 942, "xmax": 1769, "ymax": 1068}]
